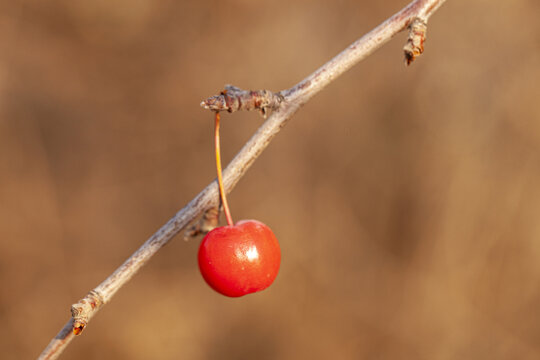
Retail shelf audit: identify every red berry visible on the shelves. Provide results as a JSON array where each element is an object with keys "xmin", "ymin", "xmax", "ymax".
[{"xmin": 198, "ymin": 219, "xmax": 281, "ymax": 297}]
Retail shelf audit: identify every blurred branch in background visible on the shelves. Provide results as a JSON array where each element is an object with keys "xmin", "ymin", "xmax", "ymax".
[{"xmin": 38, "ymin": 0, "xmax": 447, "ymax": 358}]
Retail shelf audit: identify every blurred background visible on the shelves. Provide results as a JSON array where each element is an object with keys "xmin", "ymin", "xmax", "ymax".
[{"xmin": 1, "ymin": 0, "xmax": 540, "ymax": 359}]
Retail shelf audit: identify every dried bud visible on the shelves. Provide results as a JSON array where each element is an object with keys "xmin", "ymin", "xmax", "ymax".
[{"xmin": 404, "ymin": 18, "xmax": 427, "ymax": 65}]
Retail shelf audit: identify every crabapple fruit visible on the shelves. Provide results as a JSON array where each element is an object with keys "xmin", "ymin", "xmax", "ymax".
[{"xmin": 198, "ymin": 219, "xmax": 281, "ymax": 297}]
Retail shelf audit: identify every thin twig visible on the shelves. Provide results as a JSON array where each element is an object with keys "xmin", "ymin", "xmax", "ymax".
[{"xmin": 38, "ymin": 0, "xmax": 447, "ymax": 358}]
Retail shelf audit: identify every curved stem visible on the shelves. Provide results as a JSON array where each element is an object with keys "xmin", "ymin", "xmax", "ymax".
[{"xmin": 214, "ymin": 112, "xmax": 234, "ymax": 226}]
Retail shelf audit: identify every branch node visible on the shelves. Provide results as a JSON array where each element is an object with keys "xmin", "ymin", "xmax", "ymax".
[
  {"xmin": 70, "ymin": 290, "xmax": 104, "ymax": 335},
  {"xmin": 184, "ymin": 206, "xmax": 220, "ymax": 240},
  {"xmin": 404, "ymin": 17, "xmax": 428, "ymax": 66},
  {"xmin": 200, "ymin": 85, "xmax": 284, "ymax": 118}
]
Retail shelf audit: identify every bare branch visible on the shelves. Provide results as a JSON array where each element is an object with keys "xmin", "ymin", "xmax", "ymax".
[{"xmin": 38, "ymin": 0, "xmax": 447, "ymax": 358}]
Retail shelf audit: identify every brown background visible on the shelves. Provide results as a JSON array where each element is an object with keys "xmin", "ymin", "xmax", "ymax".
[{"xmin": 1, "ymin": 0, "xmax": 540, "ymax": 359}]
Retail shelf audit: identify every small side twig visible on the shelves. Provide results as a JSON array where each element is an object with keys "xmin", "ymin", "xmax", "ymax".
[
  {"xmin": 38, "ymin": 1, "xmax": 447, "ymax": 358},
  {"xmin": 200, "ymin": 85, "xmax": 284, "ymax": 118}
]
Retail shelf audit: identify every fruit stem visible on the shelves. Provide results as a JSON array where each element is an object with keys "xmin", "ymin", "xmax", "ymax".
[{"xmin": 214, "ymin": 111, "xmax": 234, "ymax": 226}]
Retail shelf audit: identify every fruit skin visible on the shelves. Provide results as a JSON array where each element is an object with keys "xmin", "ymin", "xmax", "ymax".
[{"xmin": 198, "ymin": 220, "xmax": 281, "ymax": 297}]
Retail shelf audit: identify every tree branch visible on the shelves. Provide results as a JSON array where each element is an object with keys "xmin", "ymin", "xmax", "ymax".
[{"xmin": 37, "ymin": 0, "xmax": 447, "ymax": 358}]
